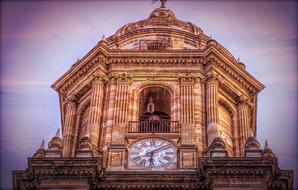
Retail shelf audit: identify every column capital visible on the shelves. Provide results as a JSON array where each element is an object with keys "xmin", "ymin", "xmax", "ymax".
[
  {"xmin": 91, "ymin": 74, "xmax": 105, "ymax": 86},
  {"xmin": 65, "ymin": 95, "xmax": 77, "ymax": 109},
  {"xmin": 237, "ymin": 95, "xmax": 252, "ymax": 109},
  {"xmin": 205, "ymin": 71, "xmax": 220, "ymax": 86},
  {"xmin": 113, "ymin": 73, "xmax": 132, "ymax": 84},
  {"xmin": 178, "ymin": 73, "xmax": 201, "ymax": 84}
]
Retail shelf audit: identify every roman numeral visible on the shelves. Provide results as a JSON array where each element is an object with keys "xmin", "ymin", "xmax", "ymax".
[
  {"xmin": 137, "ymin": 159, "xmax": 146, "ymax": 167},
  {"xmin": 165, "ymin": 151, "xmax": 174, "ymax": 155},
  {"xmin": 131, "ymin": 156, "xmax": 141, "ymax": 162},
  {"xmin": 163, "ymin": 156, "xmax": 171, "ymax": 162},
  {"xmin": 149, "ymin": 139, "xmax": 156, "ymax": 147},
  {"xmin": 159, "ymin": 160, "xmax": 166, "ymax": 167},
  {"xmin": 149, "ymin": 159, "xmax": 155, "ymax": 168},
  {"xmin": 140, "ymin": 141, "xmax": 148, "ymax": 147},
  {"xmin": 134, "ymin": 146, "xmax": 141, "ymax": 151}
]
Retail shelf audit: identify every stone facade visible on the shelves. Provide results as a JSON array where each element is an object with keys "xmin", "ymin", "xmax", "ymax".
[{"xmin": 13, "ymin": 1, "xmax": 293, "ymax": 189}]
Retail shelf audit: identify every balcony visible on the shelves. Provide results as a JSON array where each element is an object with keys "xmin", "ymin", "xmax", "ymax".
[{"xmin": 127, "ymin": 120, "xmax": 180, "ymax": 133}]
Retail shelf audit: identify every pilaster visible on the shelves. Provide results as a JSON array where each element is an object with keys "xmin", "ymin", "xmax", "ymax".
[
  {"xmin": 205, "ymin": 72, "xmax": 220, "ymax": 146},
  {"xmin": 237, "ymin": 96, "xmax": 251, "ymax": 155},
  {"xmin": 179, "ymin": 75, "xmax": 196, "ymax": 145},
  {"xmin": 62, "ymin": 95, "xmax": 77, "ymax": 157},
  {"xmin": 89, "ymin": 75, "xmax": 105, "ymax": 155}
]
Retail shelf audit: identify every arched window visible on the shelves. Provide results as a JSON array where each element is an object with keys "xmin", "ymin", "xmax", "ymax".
[{"xmin": 218, "ymin": 104, "xmax": 234, "ymax": 155}]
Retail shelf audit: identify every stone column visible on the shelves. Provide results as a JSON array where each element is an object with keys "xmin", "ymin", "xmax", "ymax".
[
  {"xmin": 62, "ymin": 95, "xmax": 77, "ymax": 157},
  {"xmin": 237, "ymin": 97, "xmax": 250, "ymax": 154},
  {"xmin": 89, "ymin": 76, "xmax": 104, "ymax": 153},
  {"xmin": 206, "ymin": 73, "xmax": 219, "ymax": 146}
]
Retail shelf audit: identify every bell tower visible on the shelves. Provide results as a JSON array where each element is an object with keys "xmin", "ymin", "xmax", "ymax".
[{"xmin": 12, "ymin": 1, "xmax": 293, "ymax": 190}]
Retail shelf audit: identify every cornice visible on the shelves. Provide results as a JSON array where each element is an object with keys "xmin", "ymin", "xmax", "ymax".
[
  {"xmin": 65, "ymin": 71, "xmax": 107, "ymax": 101},
  {"xmin": 54, "ymin": 57, "xmax": 107, "ymax": 95},
  {"xmin": 204, "ymin": 52, "xmax": 264, "ymax": 95},
  {"xmin": 51, "ymin": 40, "xmax": 264, "ymax": 98},
  {"xmin": 107, "ymin": 54, "xmax": 204, "ymax": 65}
]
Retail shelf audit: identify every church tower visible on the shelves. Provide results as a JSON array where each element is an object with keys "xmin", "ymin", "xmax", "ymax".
[{"xmin": 13, "ymin": 1, "xmax": 293, "ymax": 189}]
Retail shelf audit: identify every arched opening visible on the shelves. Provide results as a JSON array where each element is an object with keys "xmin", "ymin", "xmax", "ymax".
[
  {"xmin": 128, "ymin": 86, "xmax": 180, "ymax": 133},
  {"xmin": 138, "ymin": 87, "xmax": 171, "ymax": 133},
  {"xmin": 218, "ymin": 104, "xmax": 234, "ymax": 155},
  {"xmin": 139, "ymin": 86, "xmax": 171, "ymax": 118}
]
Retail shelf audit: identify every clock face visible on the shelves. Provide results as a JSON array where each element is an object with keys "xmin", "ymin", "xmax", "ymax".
[{"xmin": 128, "ymin": 138, "xmax": 176, "ymax": 169}]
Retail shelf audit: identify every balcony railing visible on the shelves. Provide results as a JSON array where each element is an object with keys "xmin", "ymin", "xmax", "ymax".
[{"xmin": 127, "ymin": 120, "xmax": 180, "ymax": 133}]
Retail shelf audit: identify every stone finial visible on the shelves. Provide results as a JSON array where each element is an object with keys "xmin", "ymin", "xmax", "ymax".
[
  {"xmin": 152, "ymin": 0, "xmax": 167, "ymax": 8},
  {"xmin": 55, "ymin": 128, "xmax": 60, "ymax": 138},
  {"xmin": 48, "ymin": 129, "xmax": 63, "ymax": 150},
  {"xmin": 209, "ymin": 34, "xmax": 212, "ymax": 39},
  {"xmin": 265, "ymin": 140, "xmax": 269, "ymax": 149},
  {"xmin": 244, "ymin": 128, "xmax": 262, "ymax": 157},
  {"xmin": 98, "ymin": 34, "xmax": 108, "ymax": 46},
  {"xmin": 40, "ymin": 139, "xmax": 45, "ymax": 149},
  {"xmin": 262, "ymin": 140, "xmax": 276, "ymax": 157},
  {"xmin": 207, "ymin": 137, "xmax": 228, "ymax": 157},
  {"xmin": 45, "ymin": 129, "xmax": 63, "ymax": 158},
  {"xmin": 236, "ymin": 57, "xmax": 246, "ymax": 69},
  {"xmin": 33, "ymin": 139, "xmax": 45, "ymax": 158},
  {"xmin": 160, "ymin": 0, "xmax": 167, "ymax": 8},
  {"xmin": 249, "ymin": 128, "xmax": 254, "ymax": 137},
  {"xmin": 75, "ymin": 130, "xmax": 93, "ymax": 157}
]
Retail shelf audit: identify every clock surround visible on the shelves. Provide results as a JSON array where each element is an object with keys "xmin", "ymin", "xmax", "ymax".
[{"xmin": 127, "ymin": 137, "xmax": 177, "ymax": 170}]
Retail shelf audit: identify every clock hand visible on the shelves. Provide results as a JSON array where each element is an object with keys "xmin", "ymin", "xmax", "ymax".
[
  {"xmin": 153, "ymin": 144, "xmax": 172, "ymax": 153},
  {"xmin": 148, "ymin": 152, "xmax": 154, "ymax": 168},
  {"xmin": 145, "ymin": 144, "xmax": 172, "ymax": 156}
]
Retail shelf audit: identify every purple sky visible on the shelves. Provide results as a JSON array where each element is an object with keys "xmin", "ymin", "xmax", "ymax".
[{"xmin": 0, "ymin": 0, "xmax": 297, "ymax": 189}]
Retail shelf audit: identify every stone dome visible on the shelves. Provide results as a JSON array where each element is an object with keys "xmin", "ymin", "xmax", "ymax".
[{"xmin": 105, "ymin": 2, "xmax": 207, "ymax": 50}]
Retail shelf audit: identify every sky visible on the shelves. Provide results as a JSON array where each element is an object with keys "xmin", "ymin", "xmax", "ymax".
[{"xmin": 0, "ymin": 0, "xmax": 297, "ymax": 189}]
